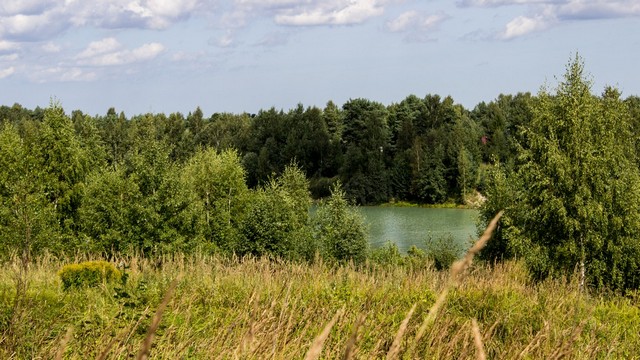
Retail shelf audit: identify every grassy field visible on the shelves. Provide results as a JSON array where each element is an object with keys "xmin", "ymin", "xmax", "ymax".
[{"xmin": 1, "ymin": 249, "xmax": 639, "ymax": 359}]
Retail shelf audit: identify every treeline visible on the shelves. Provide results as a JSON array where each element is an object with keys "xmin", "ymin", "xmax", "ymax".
[
  {"xmin": 2, "ymin": 93, "xmax": 543, "ymax": 205},
  {"xmin": 3, "ymin": 94, "xmax": 640, "ymax": 207}
]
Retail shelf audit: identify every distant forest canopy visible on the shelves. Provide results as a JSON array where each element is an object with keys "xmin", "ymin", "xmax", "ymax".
[{"xmin": 2, "ymin": 91, "xmax": 640, "ymax": 205}]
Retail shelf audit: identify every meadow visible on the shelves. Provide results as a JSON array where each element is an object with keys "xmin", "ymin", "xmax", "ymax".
[{"xmin": 2, "ymin": 250, "xmax": 639, "ymax": 359}]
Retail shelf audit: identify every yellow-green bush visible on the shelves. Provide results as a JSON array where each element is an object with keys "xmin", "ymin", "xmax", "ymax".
[{"xmin": 58, "ymin": 260, "xmax": 121, "ymax": 290}]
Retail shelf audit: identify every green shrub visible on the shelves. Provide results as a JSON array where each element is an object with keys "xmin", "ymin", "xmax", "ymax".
[
  {"xmin": 405, "ymin": 245, "xmax": 432, "ymax": 270},
  {"xmin": 425, "ymin": 233, "xmax": 465, "ymax": 270},
  {"xmin": 313, "ymin": 182, "xmax": 368, "ymax": 264},
  {"xmin": 58, "ymin": 260, "xmax": 121, "ymax": 290},
  {"xmin": 369, "ymin": 242, "xmax": 404, "ymax": 267}
]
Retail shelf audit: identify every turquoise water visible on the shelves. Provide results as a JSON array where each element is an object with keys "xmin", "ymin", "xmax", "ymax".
[{"xmin": 357, "ymin": 207, "xmax": 480, "ymax": 253}]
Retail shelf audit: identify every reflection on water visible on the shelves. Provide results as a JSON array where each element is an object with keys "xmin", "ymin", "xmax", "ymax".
[{"xmin": 357, "ymin": 207, "xmax": 479, "ymax": 253}]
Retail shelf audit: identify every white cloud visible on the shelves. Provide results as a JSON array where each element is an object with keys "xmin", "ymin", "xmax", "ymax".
[
  {"xmin": 130, "ymin": 43, "xmax": 165, "ymax": 61},
  {"xmin": 386, "ymin": 10, "xmax": 419, "ymax": 32},
  {"xmin": 0, "ymin": 40, "xmax": 20, "ymax": 53},
  {"xmin": 273, "ymin": 0, "xmax": 385, "ymax": 26},
  {"xmin": 457, "ymin": 0, "xmax": 555, "ymax": 7},
  {"xmin": 0, "ymin": 11, "xmax": 69, "ymax": 41},
  {"xmin": 28, "ymin": 66, "xmax": 97, "ymax": 83},
  {"xmin": 0, "ymin": 0, "xmax": 394, "ymax": 43},
  {"xmin": 254, "ymin": 31, "xmax": 290, "ymax": 47},
  {"xmin": 0, "ymin": 66, "xmax": 15, "ymax": 79},
  {"xmin": 557, "ymin": 0, "xmax": 640, "ymax": 20},
  {"xmin": 460, "ymin": 0, "xmax": 640, "ymax": 13},
  {"xmin": 57, "ymin": 68, "xmax": 98, "ymax": 82},
  {"xmin": 213, "ymin": 31, "xmax": 237, "ymax": 48},
  {"xmin": 77, "ymin": 38, "xmax": 122, "ymax": 59},
  {"xmin": 470, "ymin": 0, "xmax": 640, "ymax": 39},
  {"xmin": 0, "ymin": 53, "xmax": 19, "ymax": 61},
  {"xmin": 0, "ymin": 0, "xmax": 52, "ymax": 16},
  {"xmin": 115, "ymin": 0, "xmax": 201, "ymax": 29},
  {"xmin": 0, "ymin": 0, "xmax": 206, "ymax": 42},
  {"xmin": 385, "ymin": 10, "xmax": 448, "ymax": 41},
  {"xmin": 387, "ymin": 11, "xmax": 448, "ymax": 32},
  {"xmin": 76, "ymin": 38, "xmax": 165, "ymax": 66},
  {"xmin": 500, "ymin": 14, "xmax": 551, "ymax": 39},
  {"xmin": 41, "ymin": 42, "xmax": 61, "ymax": 53}
]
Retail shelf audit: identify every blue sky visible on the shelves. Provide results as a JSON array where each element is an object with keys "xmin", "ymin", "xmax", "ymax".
[{"xmin": 1, "ymin": 0, "xmax": 639, "ymax": 116}]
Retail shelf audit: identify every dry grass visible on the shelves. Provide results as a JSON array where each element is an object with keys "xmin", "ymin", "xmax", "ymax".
[
  {"xmin": 305, "ymin": 306, "xmax": 344, "ymax": 360},
  {"xmin": 1, "ymin": 214, "xmax": 639, "ymax": 359},
  {"xmin": 137, "ymin": 277, "xmax": 180, "ymax": 360}
]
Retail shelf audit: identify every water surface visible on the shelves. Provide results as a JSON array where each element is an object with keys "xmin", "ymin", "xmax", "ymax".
[{"xmin": 357, "ymin": 207, "xmax": 479, "ymax": 253}]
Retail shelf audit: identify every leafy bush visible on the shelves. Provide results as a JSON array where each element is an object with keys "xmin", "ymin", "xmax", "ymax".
[
  {"xmin": 58, "ymin": 260, "xmax": 121, "ymax": 290},
  {"xmin": 313, "ymin": 182, "xmax": 368, "ymax": 264},
  {"xmin": 368, "ymin": 244, "xmax": 433, "ymax": 271},
  {"xmin": 424, "ymin": 233, "xmax": 465, "ymax": 270},
  {"xmin": 369, "ymin": 241, "xmax": 404, "ymax": 267},
  {"xmin": 239, "ymin": 164, "xmax": 313, "ymax": 260},
  {"xmin": 405, "ymin": 245, "xmax": 432, "ymax": 270}
]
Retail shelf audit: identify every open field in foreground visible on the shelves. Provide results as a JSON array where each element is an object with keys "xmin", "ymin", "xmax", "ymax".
[{"xmin": 1, "ymin": 253, "xmax": 639, "ymax": 359}]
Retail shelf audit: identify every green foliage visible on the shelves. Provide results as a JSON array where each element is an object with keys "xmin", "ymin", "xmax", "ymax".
[
  {"xmin": 181, "ymin": 148, "xmax": 249, "ymax": 252},
  {"xmin": 477, "ymin": 159, "xmax": 524, "ymax": 262},
  {"xmin": 7, "ymin": 60, "xmax": 640, "ymax": 277},
  {"xmin": 472, "ymin": 93, "xmax": 533, "ymax": 165},
  {"xmin": 424, "ymin": 233, "xmax": 465, "ymax": 270},
  {"xmin": 414, "ymin": 142, "xmax": 448, "ymax": 204},
  {"xmin": 239, "ymin": 164, "xmax": 313, "ymax": 260},
  {"xmin": 340, "ymin": 98, "xmax": 390, "ymax": 204},
  {"xmin": 79, "ymin": 158, "xmax": 205, "ymax": 255},
  {"xmin": 368, "ymin": 244, "xmax": 432, "ymax": 271},
  {"xmin": 282, "ymin": 105, "xmax": 331, "ymax": 179},
  {"xmin": 457, "ymin": 146, "xmax": 477, "ymax": 200},
  {"xmin": 369, "ymin": 242, "xmax": 404, "ymax": 267},
  {"xmin": 313, "ymin": 183, "xmax": 368, "ymax": 264},
  {"xmin": 37, "ymin": 101, "xmax": 89, "ymax": 236},
  {"xmin": 0, "ymin": 123, "xmax": 60, "ymax": 259},
  {"xmin": 58, "ymin": 260, "xmax": 121, "ymax": 290},
  {"xmin": 71, "ymin": 110, "xmax": 107, "ymax": 171},
  {"xmin": 78, "ymin": 168, "xmax": 145, "ymax": 253},
  {"xmin": 486, "ymin": 55, "xmax": 640, "ymax": 291},
  {"xmin": 96, "ymin": 108, "xmax": 130, "ymax": 169}
]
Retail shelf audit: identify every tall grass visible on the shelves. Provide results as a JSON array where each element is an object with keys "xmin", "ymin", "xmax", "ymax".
[{"xmin": 1, "ymin": 234, "xmax": 639, "ymax": 358}]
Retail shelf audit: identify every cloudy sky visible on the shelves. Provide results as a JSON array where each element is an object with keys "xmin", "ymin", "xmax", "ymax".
[{"xmin": 1, "ymin": 0, "xmax": 639, "ymax": 116}]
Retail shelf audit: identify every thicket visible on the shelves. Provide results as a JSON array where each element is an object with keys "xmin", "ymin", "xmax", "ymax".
[{"xmin": 0, "ymin": 104, "xmax": 369, "ymax": 263}]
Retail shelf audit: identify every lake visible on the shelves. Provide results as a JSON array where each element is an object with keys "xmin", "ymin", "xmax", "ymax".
[{"xmin": 357, "ymin": 207, "xmax": 480, "ymax": 253}]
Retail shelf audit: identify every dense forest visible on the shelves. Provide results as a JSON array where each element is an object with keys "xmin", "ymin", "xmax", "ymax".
[
  {"xmin": 1, "ymin": 92, "xmax": 541, "ymax": 205},
  {"xmin": 2, "ymin": 56, "xmax": 640, "ymax": 291},
  {"xmin": 4, "ymin": 92, "xmax": 638, "ymax": 207}
]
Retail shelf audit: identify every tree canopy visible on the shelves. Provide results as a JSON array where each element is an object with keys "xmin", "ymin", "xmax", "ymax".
[{"xmin": 480, "ymin": 55, "xmax": 640, "ymax": 291}]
